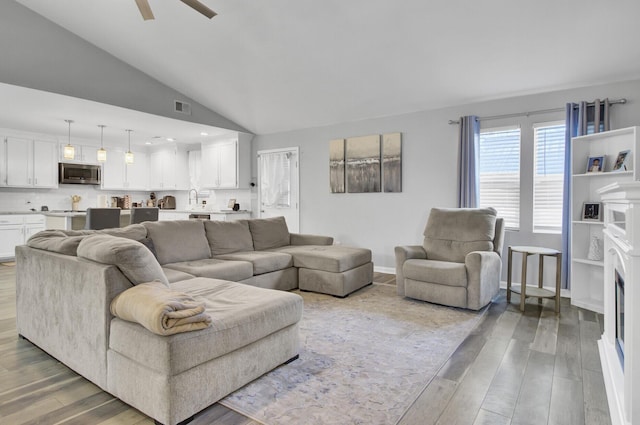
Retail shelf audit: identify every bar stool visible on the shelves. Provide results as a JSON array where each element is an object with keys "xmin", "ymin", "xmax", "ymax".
[{"xmin": 506, "ymin": 246, "xmax": 562, "ymax": 313}]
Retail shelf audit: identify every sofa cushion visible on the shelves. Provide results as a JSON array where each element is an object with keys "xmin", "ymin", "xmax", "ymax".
[
  {"xmin": 143, "ymin": 220, "xmax": 211, "ymax": 265},
  {"xmin": 214, "ymin": 251, "xmax": 293, "ymax": 275},
  {"xmin": 404, "ymin": 259, "xmax": 467, "ymax": 287},
  {"xmin": 108, "ymin": 277, "xmax": 303, "ymax": 375},
  {"xmin": 423, "ymin": 207, "xmax": 497, "ymax": 263},
  {"xmin": 77, "ymin": 234, "xmax": 169, "ymax": 286},
  {"xmin": 273, "ymin": 245, "xmax": 371, "ymax": 273},
  {"xmin": 27, "ymin": 230, "xmax": 86, "ymax": 256},
  {"xmin": 249, "ymin": 216, "xmax": 290, "ymax": 250},
  {"xmin": 204, "ymin": 220, "xmax": 254, "ymax": 255},
  {"xmin": 163, "ymin": 259, "xmax": 253, "ymax": 281},
  {"xmin": 64, "ymin": 224, "xmax": 148, "ymax": 241},
  {"xmin": 162, "ymin": 267, "xmax": 196, "ymax": 283}
]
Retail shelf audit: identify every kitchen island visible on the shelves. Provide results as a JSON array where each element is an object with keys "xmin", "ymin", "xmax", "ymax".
[{"xmin": 43, "ymin": 209, "xmax": 252, "ymax": 230}]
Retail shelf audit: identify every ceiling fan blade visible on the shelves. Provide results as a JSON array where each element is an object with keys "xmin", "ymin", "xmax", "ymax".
[
  {"xmin": 180, "ymin": 0, "xmax": 217, "ymax": 19},
  {"xmin": 135, "ymin": 0, "xmax": 155, "ymax": 20}
]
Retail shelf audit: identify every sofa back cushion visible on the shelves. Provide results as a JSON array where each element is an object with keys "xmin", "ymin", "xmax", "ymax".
[
  {"xmin": 249, "ymin": 216, "xmax": 291, "ymax": 250},
  {"xmin": 77, "ymin": 234, "xmax": 169, "ymax": 286},
  {"xmin": 64, "ymin": 224, "xmax": 148, "ymax": 241},
  {"xmin": 27, "ymin": 230, "xmax": 86, "ymax": 256},
  {"xmin": 204, "ymin": 220, "xmax": 254, "ymax": 255},
  {"xmin": 423, "ymin": 207, "xmax": 497, "ymax": 263},
  {"xmin": 143, "ymin": 220, "xmax": 211, "ymax": 265}
]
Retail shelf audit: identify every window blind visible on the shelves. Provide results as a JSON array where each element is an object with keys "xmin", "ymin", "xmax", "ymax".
[
  {"xmin": 533, "ymin": 122, "xmax": 566, "ymax": 233},
  {"xmin": 478, "ymin": 126, "xmax": 521, "ymax": 229}
]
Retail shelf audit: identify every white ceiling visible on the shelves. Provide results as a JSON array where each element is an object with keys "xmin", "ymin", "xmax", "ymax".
[{"xmin": 13, "ymin": 0, "xmax": 640, "ymax": 136}]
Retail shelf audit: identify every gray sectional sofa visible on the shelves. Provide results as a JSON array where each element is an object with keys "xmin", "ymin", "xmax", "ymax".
[{"xmin": 15, "ymin": 217, "xmax": 373, "ymax": 425}]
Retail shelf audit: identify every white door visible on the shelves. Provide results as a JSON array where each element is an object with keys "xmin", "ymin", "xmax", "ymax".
[{"xmin": 258, "ymin": 148, "xmax": 299, "ymax": 232}]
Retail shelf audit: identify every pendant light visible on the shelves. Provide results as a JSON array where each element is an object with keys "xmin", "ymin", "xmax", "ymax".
[
  {"xmin": 63, "ymin": 119, "xmax": 75, "ymax": 160},
  {"xmin": 97, "ymin": 125, "xmax": 107, "ymax": 163},
  {"xmin": 125, "ymin": 129, "xmax": 134, "ymax": 164}
]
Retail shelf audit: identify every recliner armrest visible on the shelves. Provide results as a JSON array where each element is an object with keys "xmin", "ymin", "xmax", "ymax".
[
  {"xmin": 394, "ymin": 245, "xmax": 427, "ymax": 296},
  {"xmin": 290, "ymin": 233, "xmax": 334, "ymax": 246},
  {"xmin": 465, "ymin": 251, "xmax": 502, "ymax": 310}
]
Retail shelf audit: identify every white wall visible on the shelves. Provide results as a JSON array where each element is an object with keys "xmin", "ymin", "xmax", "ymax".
[{"xmin": 252, "ymin": 79, "xmax": 640, "ymax": 282}]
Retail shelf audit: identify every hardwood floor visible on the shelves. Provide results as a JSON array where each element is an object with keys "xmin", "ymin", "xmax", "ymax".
[{"xmin": 0, "ymin": 266, "xmax": 610, "ymax": 425}]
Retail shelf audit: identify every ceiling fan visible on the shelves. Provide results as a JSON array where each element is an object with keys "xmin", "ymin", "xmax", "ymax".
[{"xmin": 134, "ymin": 0, "xmax": 217, "ymax": 20}]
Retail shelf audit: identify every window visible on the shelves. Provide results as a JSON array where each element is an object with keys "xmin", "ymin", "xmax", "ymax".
[
  {"xmin": 478, "ymin": 126, "xmax": 521, "ymax": 229},
  {"xmin": 533, "ymin": 122, "xmax": 566, "ymax": 233}
]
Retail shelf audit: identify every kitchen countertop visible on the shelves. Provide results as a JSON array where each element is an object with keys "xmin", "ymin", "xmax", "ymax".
[{"xmin": 0, "ymin": 211, "xmax": 48, "ymax": 215}]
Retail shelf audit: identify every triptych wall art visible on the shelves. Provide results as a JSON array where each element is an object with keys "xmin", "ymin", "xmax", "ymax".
[{"xmin": 330, "ymin": 132, "xmax": 402, "ymax": 193}]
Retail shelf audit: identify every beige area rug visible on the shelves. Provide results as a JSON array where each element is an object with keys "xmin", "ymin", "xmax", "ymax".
[{"xmin": 219, "ymin": 283, "xmax": 486, "ymax": 425}]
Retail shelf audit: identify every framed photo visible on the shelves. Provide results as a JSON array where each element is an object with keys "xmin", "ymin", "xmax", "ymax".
[
  {"xmin": 613, "ymin": 149, "xmax": 631, "ymax": 172},
  {"xmin": 227, "ymin": 198, "xmax": 236, "ymax": 209},
  {"xmin": 582, "ymin": 202, "xmax": 602, "ymax": 221},
  {"xmin": 586, "ymin": 155, "xmax": 605, "ymax": 173}
]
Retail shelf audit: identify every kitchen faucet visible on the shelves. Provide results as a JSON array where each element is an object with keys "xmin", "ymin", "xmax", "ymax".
[{"xmin": 188, "ymin": 189, "xmax": 198, "ymax": 206}]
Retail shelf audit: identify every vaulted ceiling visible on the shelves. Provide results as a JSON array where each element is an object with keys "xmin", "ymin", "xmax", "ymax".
[{"xmin": 13, "ymin": 0, "xmax": 640, "ymax": 135}]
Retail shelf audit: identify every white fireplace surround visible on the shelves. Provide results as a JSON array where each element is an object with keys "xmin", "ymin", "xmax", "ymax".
[{"xmin": 599, "ymin": 182, "xmax": 640, "ymax": 425}]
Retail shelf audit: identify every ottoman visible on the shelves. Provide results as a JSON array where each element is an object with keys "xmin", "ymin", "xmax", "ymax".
[{"xmin": 290, "ymin": 245, "xmax": 374, "ymax": 297}]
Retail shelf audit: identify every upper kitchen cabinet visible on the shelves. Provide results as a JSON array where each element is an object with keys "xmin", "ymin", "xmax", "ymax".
[
  {"xmin": 102, "ymin": 148, "xmax": 148, "ymax": 190},
  {"xmin": 58, "ymin": 144, "xmax": 100, "ymax": 164},
  {"xmin": 201, "ymin": 134, "xmax": 251, "ymax": 189},
  {"xmin": 0, "ymin": 137, "xmax": 57, "ymax": 188},
  {"xmin": 148, "ymin": 145, "xmax": 189, "ymax": 191}
]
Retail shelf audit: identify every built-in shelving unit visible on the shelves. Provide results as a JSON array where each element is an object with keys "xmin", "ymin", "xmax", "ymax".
[{"xmin": 571, "ymin": 126, "xmax": 640, "ymax": 313}]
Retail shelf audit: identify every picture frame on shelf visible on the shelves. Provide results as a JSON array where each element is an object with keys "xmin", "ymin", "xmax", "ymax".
[
  {"xmin": 227, "ymin": 198, "xmax": 236, "ymax": 209},
  {"xmin": 612, "ymin": 149, "xmax": 631, "ymax": 172},
  {"xmin": 586, "ymin": 155, "xmax": 605, "ymax": 173},
  {"xmin": 582, "ymin": 202, "xmax": 602, "ymax": 221}
]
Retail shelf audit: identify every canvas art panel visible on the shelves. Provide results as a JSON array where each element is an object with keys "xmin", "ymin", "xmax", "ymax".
[
  {"xmin": 329, "ymin": 139, "xmax": 345, "ymax": 193},
  {"xmin": 382, "ymin": 132, "xmax": 402, "ymax": 192},
  {"xmin": 346, "ymin": 134, "xmax": 381, "ymax": 193}
]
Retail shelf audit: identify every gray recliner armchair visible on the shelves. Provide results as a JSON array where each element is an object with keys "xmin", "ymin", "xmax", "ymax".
[{"xmin": 395, "ymin": 207, "xmax": 505, "ymax": 310}]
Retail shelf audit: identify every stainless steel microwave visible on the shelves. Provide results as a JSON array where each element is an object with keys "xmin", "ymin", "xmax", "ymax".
[{"xmin": 58, "ymin": 163, "xmax": 101, "ymax": 185}]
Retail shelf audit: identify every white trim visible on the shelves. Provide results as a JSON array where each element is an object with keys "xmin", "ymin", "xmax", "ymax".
[{"xmin": 374, "ymin": 265, "xmax": 395, "ymax": 274}]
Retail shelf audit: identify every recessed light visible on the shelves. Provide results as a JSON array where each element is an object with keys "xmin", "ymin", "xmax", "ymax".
[
  {"xmin": 200, "ymin": 132, "xmax": 208, "ymax": 136},
  {"xmin": 167, "ymin": 137, "xmax": 175, "ymax": 142},
  {"xmin": 145, "ymin": 141, "xmax": 152, "ymax": 145}
]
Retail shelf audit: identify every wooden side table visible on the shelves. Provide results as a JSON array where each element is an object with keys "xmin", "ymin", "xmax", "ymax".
[{"xmin": 506, "ymin": 246, "xmax": 562, "ymax": 313}]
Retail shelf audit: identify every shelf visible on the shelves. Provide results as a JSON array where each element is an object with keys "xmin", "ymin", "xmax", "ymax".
[
  {"xmin": 509, "ymin": 284, "xmax": 557, "ymax": 299},
  {"xmin": 572, "ymin": 220, "xmax": 604, "ymax": 225},
  {"xmin": 572, "ymin": 258, "xmax": 604, "ymax": 267},
  {"xmin": 573, "ymin": 171, "xmax": 633, "ymax": 178}
]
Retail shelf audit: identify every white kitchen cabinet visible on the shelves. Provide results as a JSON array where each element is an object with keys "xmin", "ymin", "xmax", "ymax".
[
  {"xmin": 59, "ymin": 144, "xmax": 99, "ymax": 164},
  {"xmin": 571, "ymin": 126, "xmax": 640, "ymax": 313},
  {"xmin": 102, "ymin": 148, "xmax": 148, "ymax": 190},
  {"xmin": 201, "ymin": 138, "xmax": 250, "ymax": 189},
  {"xmin": 158, "ymin": 211, "xmax": 191, "ymax": 221},
  {"xmin": 3, "ymin": 137, "xmax": 57, "ymax": 188},
  {"xmin": 149, "ymin": 146, "xmax": 189, "ymax": 190},
  {"xmin": 0, "ymin": 214, "xmax": 45, "ymax": 260}
]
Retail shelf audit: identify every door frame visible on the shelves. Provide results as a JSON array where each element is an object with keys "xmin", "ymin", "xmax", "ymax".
[{"xmin": 257, "ymin": 147, "xmax": 300, "ymax": 232}]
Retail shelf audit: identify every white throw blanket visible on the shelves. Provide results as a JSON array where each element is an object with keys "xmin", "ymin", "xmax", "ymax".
[{"xmin": 110, "ymin": 282, "xmax": 212, "ymax": 335}]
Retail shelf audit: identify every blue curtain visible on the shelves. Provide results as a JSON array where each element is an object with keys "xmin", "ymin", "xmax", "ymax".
[
  {"xmin": 562, "ymin": 100, "xmax": 610, "ymax": 289},
  {"xmin": 457, "ymin": 115, "xmax": 480, "ymax": 208}
]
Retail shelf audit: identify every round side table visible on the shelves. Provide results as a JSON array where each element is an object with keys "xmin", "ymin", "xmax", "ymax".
[{"xmin": 506, "ymin": 246, "xmax": 562, "ymax": 313}]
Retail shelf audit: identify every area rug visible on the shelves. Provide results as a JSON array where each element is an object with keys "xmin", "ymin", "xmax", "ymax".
[{"xmin": 219, "ymin": 283, "xmax": 486, "ymax": 425}]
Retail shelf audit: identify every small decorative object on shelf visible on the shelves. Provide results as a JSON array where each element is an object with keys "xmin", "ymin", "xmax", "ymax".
[
  {"xmin": 582, "ymin": 202, "xmax": 602, "ymax": 221},
  {"xmin": 71, "ymin": 194, "xmax": 81, "ymax": 211},
  {"xmin": 587, "ymin": 235, "xmax": 603, "ymax": 261},
  {"xmin": 586, "ymin": 155, "xmax": 605, "ymax": 173},
  {"xmin": 612, "ymin": 149, "xmax": 631, "ymax": 172}
]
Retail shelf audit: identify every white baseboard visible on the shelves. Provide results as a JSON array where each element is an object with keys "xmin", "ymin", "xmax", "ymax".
[
  {"xmin": 374, "ymin": 266, "xmax": 395, "ymax": 274},
  {"xmin": 499, "ymin": 281, "xmax": 571, "ymax": 298}
]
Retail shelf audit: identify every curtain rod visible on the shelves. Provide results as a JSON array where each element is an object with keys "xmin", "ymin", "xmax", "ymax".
[{"xmin": 448, "ymin": 98, "xmax": 627, "ymax": 125}]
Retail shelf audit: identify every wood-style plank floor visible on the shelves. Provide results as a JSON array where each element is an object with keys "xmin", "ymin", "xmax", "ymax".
[{"xmin": 0, "ymin": 265, "xmax": 610, "ymax": 425}]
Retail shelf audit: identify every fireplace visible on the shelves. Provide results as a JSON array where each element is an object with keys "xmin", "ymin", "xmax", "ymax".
[
  {"xmin": 599, "ymin": 181, "xmax": 640, "ymax": 425},
  {"xmin": 615, "ymin": 268, "xmax": 625, "ymax": 366}
]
